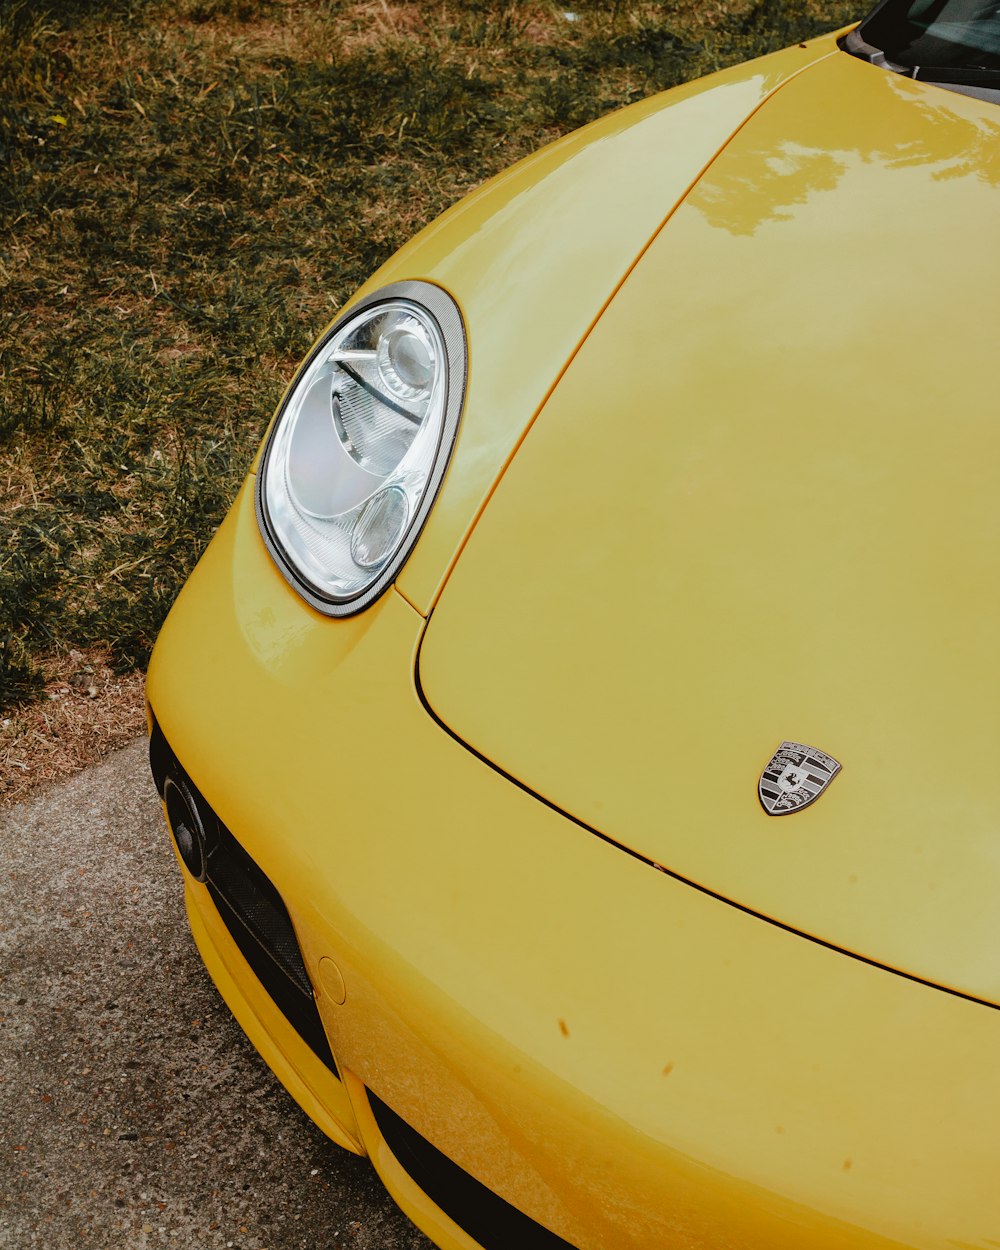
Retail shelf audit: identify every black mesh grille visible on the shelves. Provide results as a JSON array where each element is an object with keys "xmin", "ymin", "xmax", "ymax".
[
  {"xmin": 205, "ymin": 828, "xmax": 312, "ymax": 998},
  {"xmin": 368, "ymin": 1091, "xmax": 579, "ymax": 1250},
  {"xmin": 149, "ymin": 715, "xmax": 337, "ymax": 1075}
]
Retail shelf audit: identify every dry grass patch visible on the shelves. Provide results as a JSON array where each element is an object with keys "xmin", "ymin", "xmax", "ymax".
[
  {"xmin": 0, "ymin": 648, "xmax": 146, "ymax": 807},
  {"xmin": 338, "ymin": 1, "xmax": 432, "ymax": 51}
]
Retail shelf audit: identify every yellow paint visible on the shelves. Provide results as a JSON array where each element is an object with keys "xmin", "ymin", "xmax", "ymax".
[
  {"xmin": 421, "ymin": 50, "xmax": 1000, "ymax": 1011},
  {"xmin": 147, "ymin": 36, "xmax": 1000, "ymax": 1250},
  {"xmin": 343, "ymin": 1069, "xmax": 487, "ymax": 1250},
  {"xmin": 318, "ymin": 957, "xmax": 347, "ymax": 1006},
  {"xmin": 149, "ymin": 473, "xmax": 1000, "ymax": 1248}
]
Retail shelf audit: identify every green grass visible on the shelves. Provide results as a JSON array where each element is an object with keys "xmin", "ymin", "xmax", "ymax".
[{"xmin": 0, "ymin": 0, "xmax": 861, "ymax": 710}]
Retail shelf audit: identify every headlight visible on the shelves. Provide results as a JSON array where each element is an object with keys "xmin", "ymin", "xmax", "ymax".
[{"xmin": 256, "ymin": 281, "xmax": 466, "ymax": 615}]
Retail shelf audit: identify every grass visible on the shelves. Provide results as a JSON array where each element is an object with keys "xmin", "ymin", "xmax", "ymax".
[{"xmin": 0, "ymin": 0, "xmax": 861, "ymax": 712}]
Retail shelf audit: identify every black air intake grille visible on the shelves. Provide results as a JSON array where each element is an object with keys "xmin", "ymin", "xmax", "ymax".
[
  {"xmin": 149, "ymin": 716, "xmax": 337, "ymax": 1075},
  {"xmin": 203, "ymin": 830, "xmax": 335, "ymax": 1070},
  {"xmin": 205, "ymin": 829, "xmax": 312, "ymax": 999},
  {"xmin": 368, "ymin": 1091, "xmax": 579, "ymax": 1250}
]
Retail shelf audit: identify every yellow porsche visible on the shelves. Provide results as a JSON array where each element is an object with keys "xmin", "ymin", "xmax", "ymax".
[{"xmin": 146, "ymin": 4, "xmax": 1000, "ymax": 1246}]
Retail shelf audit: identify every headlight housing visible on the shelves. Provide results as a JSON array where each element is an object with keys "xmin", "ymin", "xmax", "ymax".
[{"xmin": 256, "ymin": 281, "xmax": 466, "ymax": 615}]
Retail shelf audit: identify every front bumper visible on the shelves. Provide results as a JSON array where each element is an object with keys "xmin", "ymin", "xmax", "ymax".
[{"xmin": 146, "ymin": 476, "xmax": 1000, "ymax": 1250}]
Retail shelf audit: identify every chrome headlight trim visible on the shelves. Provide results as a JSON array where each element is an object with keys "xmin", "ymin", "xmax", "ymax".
[{"xmin": 255, "ymin": 280, "xmax": 467, "ymax": 617}]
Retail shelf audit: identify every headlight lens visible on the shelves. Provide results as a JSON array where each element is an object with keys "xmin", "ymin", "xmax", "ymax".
[{"xmin": 256, "ymin": 282, "xmax": 466, "ymax": 615}]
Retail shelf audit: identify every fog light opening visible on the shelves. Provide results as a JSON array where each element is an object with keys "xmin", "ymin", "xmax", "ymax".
[{"xmin": 163, "ymin": 776, "xmax": 208, "ymax": 882}]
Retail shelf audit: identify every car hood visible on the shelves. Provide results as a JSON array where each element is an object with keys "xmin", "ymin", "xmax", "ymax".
[{"xmin": 420, "ymin": 51, "xmax": 1000, "ymax": 1008}]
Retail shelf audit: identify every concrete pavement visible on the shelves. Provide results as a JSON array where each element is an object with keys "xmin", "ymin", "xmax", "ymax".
[{"xmin": 0, "ymin": 738, "xmax": 433, "ymax": 1250}]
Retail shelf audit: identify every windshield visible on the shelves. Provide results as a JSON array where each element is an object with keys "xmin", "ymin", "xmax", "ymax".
[{"xmin": 859, "ymin": 1, "xmax": 1000, "ymax": 73}]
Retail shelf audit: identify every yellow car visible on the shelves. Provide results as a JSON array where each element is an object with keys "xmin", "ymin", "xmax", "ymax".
[{"xmin": 146, "ymin": 4, "xmax": 1000, "ymax": 1247}]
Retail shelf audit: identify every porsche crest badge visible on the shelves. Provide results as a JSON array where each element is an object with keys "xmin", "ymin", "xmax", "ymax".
[{"xmin": 759, "ymin": 742, "xmax": 841, "ymax": 816}]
